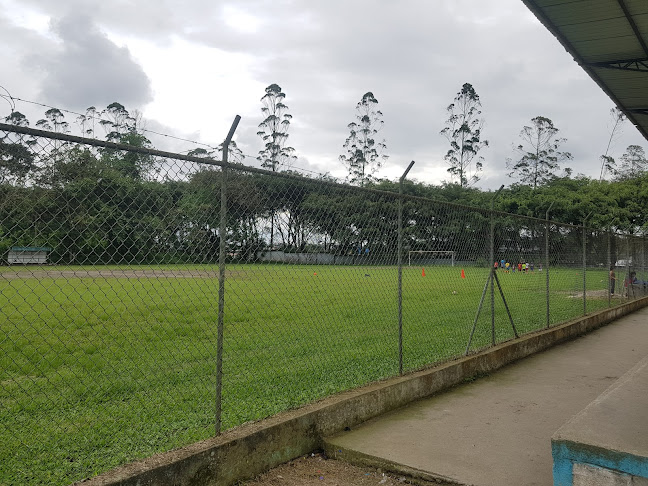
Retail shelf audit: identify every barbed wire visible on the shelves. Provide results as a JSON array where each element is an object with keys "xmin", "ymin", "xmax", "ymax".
[
  {"xmin": 2, "ymin": 93, "xmax": 219, "ymax": 153},
  {"xmin": 0, "ymin": 84, "xmax": 16, "ymax": 113},
  {"xmin": 238, "ymin": 152, "xmax": 342, "ymax": 182},
  {"xmin": 1, "ymin": 90, "xmax": 345, "ymax": 183}
]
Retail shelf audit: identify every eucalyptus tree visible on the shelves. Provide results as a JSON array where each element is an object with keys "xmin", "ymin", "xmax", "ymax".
[
  {"xmin": 4, "ymin": 111, "xmax": 29, "ymax": 127},
  {"xmin": 76, "ymin": 106, "xmax": 100, "ymax": 138},
  {"xmin": 256, "ymin": 83, "xmax": 296, "ymax": 172},
  {"xmin": 616, "ymin": 145, "xmax": 648, "ymax": 180},
  {"xmin": 100, "ymin": 102, "xmax": 136, "ymax": 142},
  {"xmin": 256, "ymin": 84, "xmax": 298, "ymax": 247},
  {"xmin": 36, "ymin": 108, "xmax": 70, "ymax": 133},
  {"xmin": 440, "ymin": 83, "xmax": 488, "ymax": 187},
  {"xmin": 1, "ymin": 111, "xmax": 36, "ymax": 184},
  {"xmin": 340, "ymin": 92, "xmax": 387, "ymax": 186},
  {"xmin": 599, "ymin": 107, "xmax": 625, "ymax": 181},
  {"xmin": 507, "ymin": 116, "xmax": 572, "ymax": 189},
  {"xmin": 188, "ymin": 141, "xmax": 244, "ymax": 164}
]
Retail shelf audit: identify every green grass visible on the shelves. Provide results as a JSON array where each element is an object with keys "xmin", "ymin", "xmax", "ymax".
[{"xmin": 0, "ymin": 264, "xmax": 620, "ymax": 485}]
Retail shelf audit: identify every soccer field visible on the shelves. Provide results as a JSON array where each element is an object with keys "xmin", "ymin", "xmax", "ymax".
[{"xmin": 0, "ymin": 263, "xmax": 614, "ymax": 485}]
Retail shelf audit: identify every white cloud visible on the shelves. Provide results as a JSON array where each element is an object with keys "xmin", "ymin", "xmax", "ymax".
[
  {"xmin": 0, "ymin": 0, "xmax": 51, "ymax": 35},
  {"xmin": 1, "ymin": 0, "xmax": 646, "ymax": 188},
  {"xmin": 112, "ymin": 35, "xmax": 264, "ymax": 145},
  {"xmin": 222, "ymin": 5, "xmax": 264, "ymax": 33}
]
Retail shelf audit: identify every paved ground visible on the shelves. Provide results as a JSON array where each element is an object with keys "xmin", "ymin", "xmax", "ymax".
[{"xmin": 325, "ymin": 308, "xmax": 648, "ymax": 486}]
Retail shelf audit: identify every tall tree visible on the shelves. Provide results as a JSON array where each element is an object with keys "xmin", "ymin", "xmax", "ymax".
[
  {"xmin": 599, "ymin": 107, "xmax": 625, "ymax": 181},
  {"xmin": 111, "ymin": 131, "xmax": 155, "ymax": 179},
  {"xmin": 36, "ymin": 108, "xmax": 70, "ymax": 133},
  {"xmin": 76, "ymin": 106, "xmax": 99, "ymax": 138},
  {"xmin": 340, "ymin": 92, "xmax": 387, "ymax": 186},
  {"xmin": 100, "ymin": 102, "xmax": 135, "ymax": 142},
  {"xmin": 507, "ymin": 116, "xmax": 572, "ymax": 189},
  {"xmin": 256, "ymin": 84, "xmax": 296, "ymax": 172},
  {"xmin": 616, "ymin": 145, "xmax": 648, "ymax": 180},
  {"xmin": 440, "ymin": 83, "xmax": 488, "ymax": 187},
  {"xmin": 104, "ymin": 103, "xmax": 156, "ymax": 179},
  {"xmin": 1, "ymin": 112, "xmax": 36, "ymax": 184},
  {"xmin": 187, "ymin": 141, "xmax": 244, "ymax": 164},
  {"xmin": 5, "ymin": 111, "xmax": 29, "ymax": 127},
  {"xmin": 256, "ymin": 84, "xmax": 297, "ymax": 247}
]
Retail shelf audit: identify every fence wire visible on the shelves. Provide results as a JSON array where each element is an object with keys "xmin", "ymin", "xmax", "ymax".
[{"xmin": 1, "ymin": 123, "xmax": 646, "ymax": 485}]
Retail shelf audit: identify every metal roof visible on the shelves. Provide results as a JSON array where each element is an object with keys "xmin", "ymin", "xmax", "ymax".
[{"xmin": 521, "ymin": 0, "xmax": 648, "ymax": 142}]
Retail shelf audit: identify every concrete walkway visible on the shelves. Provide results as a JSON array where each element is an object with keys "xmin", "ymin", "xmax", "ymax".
[{"xmin": 325, "ymin": 308, "xmax": 648, "ymax": 486}]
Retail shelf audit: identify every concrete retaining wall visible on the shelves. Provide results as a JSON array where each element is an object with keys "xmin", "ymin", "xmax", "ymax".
[{"xmin": 77, "ymin": 297, "xmax": 648, "ymax": 486}]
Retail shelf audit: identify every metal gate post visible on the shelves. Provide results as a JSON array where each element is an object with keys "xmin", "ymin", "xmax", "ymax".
[
  {"xmin": 215, "ymin": 115, "xmax": 241, "ymax": 435},
  {"xmin": 397, "ymin": 161, "xmax": 415, "ymax": 375},
  {"xmin": 545, "ymin": 202, "xmax": 554, "ymax": 328}
]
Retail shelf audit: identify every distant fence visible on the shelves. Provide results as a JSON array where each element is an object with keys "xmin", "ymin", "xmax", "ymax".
[{"xmin": 1, "ymin": 121, "xmax": 647, "ymax": 485}]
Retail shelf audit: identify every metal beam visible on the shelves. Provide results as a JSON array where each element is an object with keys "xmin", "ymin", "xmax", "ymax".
[
  {"xmin": 628, "ymin": 109, "xmax": 648, "ymax": 116},
  {"xmin": 520, "ymin": 0, "xmax": 648, "ymax": 144},
  {"xmin": 588, "ymin": 58, "xmax": 648, "ymax": 72}
]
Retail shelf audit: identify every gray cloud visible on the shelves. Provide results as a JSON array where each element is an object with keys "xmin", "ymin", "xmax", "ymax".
[
  {"xmin": 4, "ymin": 0, "xmax": 647, "ymax": 188},
  {"xmin": 27, "ymin": 14, "xmax": 152, "ymax": 111}
]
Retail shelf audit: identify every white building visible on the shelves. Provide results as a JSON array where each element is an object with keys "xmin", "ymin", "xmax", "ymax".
[{"xmin": 7, "ymin": 247, "xmax": 51, "ymax": 264}]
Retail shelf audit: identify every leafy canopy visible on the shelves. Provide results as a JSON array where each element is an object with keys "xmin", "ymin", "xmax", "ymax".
[{"xmin": 507, "ymin": 116, "xmax": 572, "ymax": 190}]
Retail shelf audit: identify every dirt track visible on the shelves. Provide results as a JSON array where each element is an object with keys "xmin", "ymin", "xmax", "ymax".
[{"xmin": 0, "ymin": 268, "xmax": 249, "ymax": 280}]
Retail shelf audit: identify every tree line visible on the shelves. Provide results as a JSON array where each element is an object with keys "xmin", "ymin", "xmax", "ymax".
[
  {"xmin": 1, "ymin": 94, "xmax": 648, "ymax": 266},
  {"xmin": 257, "ymin": 82, "xmax": 646, "ymax": 189},
  {"xmin": 4, "ymin": 86, "xmax": 646, "ymax": 190}
]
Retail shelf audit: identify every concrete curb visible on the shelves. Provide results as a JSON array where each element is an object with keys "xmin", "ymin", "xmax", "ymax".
[{"xmin": 76, "ymin": 297, "xmax": 648, "ymax": 486}]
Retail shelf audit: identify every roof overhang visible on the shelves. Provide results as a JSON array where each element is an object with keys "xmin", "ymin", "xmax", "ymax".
[{"xmin": 521, "ymin": 0, "xmax": 648, "ymax": 142}]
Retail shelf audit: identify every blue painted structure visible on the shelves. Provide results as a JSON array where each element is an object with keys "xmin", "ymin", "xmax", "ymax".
[
  {"xmin": 552, "ymin": 441, "xmax": 648, "ymax": 485},
  {"xmin": 552, "ymin": 355, "xmax": 648, "ymax": 485}
]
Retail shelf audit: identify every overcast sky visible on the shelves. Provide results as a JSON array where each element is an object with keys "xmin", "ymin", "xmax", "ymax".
[{"xmin": 1, "ymin": 0, "xmax": 646, "ymax": 188}]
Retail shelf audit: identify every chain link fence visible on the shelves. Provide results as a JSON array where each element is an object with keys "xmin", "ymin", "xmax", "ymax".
[{"xmin": 1, "ymin": 122, "xmax": 646, "ymax": 485}]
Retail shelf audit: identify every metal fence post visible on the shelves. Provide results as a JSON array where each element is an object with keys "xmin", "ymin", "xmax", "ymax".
[
  {"xmin": 215, "ymin": 115, "xmax": 241, "ymax": 435},
  {"xmin": 626, "ymin": 237, "xmax": 631, "ymax": 300},
  {"xmin": 397, "ymin": 161, "xmax": 415, "ymax": 376},
  {"xmin": 641, "ymin": 235, "xmax": 646, "ymax": 288},
  {"xmin": 545, "ymin": 202, "xmax": 554, "ymax": 328},
  {"xmin": 607, "ymin": 228, "xmax": 612, "ymax": 307},
  {"xmin": 490, "ymin": 185, "xmax": 504, "ymax": 346},
  {"xmin": 582, "ymin": 212, "xmax": 592, "ymax": 316}
]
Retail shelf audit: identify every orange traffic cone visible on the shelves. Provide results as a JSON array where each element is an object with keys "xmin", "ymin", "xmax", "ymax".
[
  {"xmin": 422, "ymin": 268, "xmax": 426, "ymax": 277},
  {"xmin": 461, "ymin": 269, "xmax": 466, "ymax": 279}
]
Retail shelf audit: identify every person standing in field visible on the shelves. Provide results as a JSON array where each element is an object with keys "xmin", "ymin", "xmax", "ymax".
[
  {"xmin": 610, "ymin": 266, "xmax": 616, "ymax": 294},
  {"xmin": 517, "ymin": 262, "xmax": 522, "ymax": 273}
]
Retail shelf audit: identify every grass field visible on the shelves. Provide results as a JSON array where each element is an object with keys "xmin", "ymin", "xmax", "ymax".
[{"xmin": 0, "ymin": 263, "xmax": 621, "ymax": 485}]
